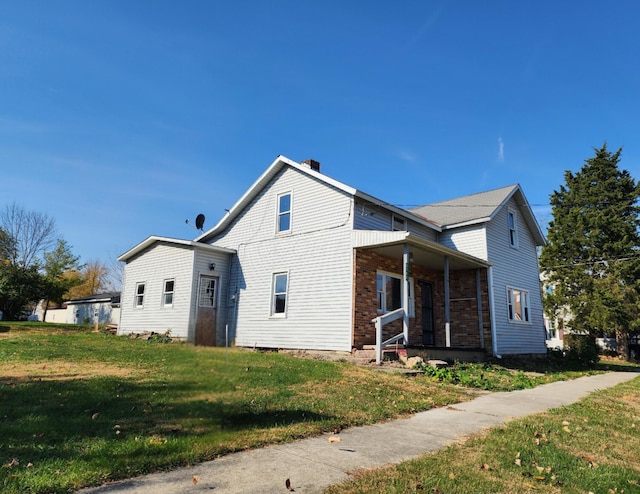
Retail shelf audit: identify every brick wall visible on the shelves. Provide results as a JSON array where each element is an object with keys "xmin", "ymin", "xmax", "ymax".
[{"xmin": 353, "ymin": 249, "xmax": 492, "ymax": 352}]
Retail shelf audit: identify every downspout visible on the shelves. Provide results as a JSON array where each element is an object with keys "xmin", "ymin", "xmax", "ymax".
[
  {"xmin": 403, "ymin": 243, "xmax": 410, "ymax": 346},
  {"xmin": 487, "ymin": 266, "xmax": 500, "ymax": 358},
  {"xmin": 444, "ymin": 255, "xmax": 451, "ymax": 347},
  {"xmin": 476, "ymin": 268, "xmax": 484, "ymax": 349}
]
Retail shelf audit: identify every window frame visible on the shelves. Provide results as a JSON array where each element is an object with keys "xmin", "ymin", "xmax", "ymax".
[
  {"xmin": 270, "ymin": 271, "xmax": 289, "ymax": 317},
  {"xmin": 507, "ymin": 208, "xmax": 519, "ymax": 249},
  {"xmin": 162, "ymin": 278, "xmax": 175, "ymax": 307},
  {"xmin": 376, "ymin": 271, "xmax": 415, "ymax": 317},
  {"xmin": 135, "ymin": 282, "xmax": 145, "ymax": 308},
  {"xmin": 392, "ymin": 215, "xmax": 407, "ymax": 232},
  {"xmin": 507, "ymin": 286, "xmax": 530, "ymax": 324},
  {"xmin": 276, "ymin": 191, "xmax": 292, "ymax": 234}
]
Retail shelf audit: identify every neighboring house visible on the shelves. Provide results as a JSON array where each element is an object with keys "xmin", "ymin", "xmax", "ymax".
[
  {"xmin": 64, "ymin": 293, "xmax": 121, "ymax": 325},
  {"xmin": 118, "ymin": 156, "xmax": 547, "ymax": 360}
]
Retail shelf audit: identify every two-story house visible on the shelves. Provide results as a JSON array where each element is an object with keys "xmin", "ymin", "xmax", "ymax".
[{"xmin": 118, "ymin": 155, "xmax": 547, "ymax": 360}]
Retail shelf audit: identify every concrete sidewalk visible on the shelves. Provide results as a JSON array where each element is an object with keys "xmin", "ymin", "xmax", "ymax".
[{"xmin": 79, "ymin": 371, "xmax": 639, "ymax": 494}]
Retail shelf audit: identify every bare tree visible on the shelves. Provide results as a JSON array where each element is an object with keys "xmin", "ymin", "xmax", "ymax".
[{"xmin": 0, "ymin": 203, "xmax": 57, "ymax": 268}]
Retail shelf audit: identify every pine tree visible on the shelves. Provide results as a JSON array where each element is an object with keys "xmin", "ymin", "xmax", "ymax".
[{"xmin": 539, "ymin": 143, "xmax": 640, "ymax": 358}]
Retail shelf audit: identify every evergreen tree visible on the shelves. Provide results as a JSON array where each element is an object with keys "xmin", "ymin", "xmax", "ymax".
[{"xmin": 540, "ymin": 143, "xmax": 640, "ymax": 357}]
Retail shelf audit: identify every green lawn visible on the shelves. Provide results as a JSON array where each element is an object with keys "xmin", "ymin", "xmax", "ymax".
[
  {"xmin": 324, "ymin": 375, "xmax": 640, "ymax": 494},
  {"xmin": 0, "ymin": 324, "xmax": 635, "ymax": 493}
]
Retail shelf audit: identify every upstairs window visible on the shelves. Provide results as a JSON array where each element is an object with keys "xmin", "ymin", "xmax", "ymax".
[
  {"xmin": 135, "ymin": 282, "xmax": 145, "ymax": 308},
  {"xmin": 507, "ymin": 287, "xmax": 530, "ymax": 323},
  {"xmin": 277, "ymin": 192, "xmax": 292, "ymax": 233},
  {"xmin": 271, "ymin": 272, "xmax": 288, "ymax": 316},
  {"xmin": 392, "ymin": 215, "xmax": 406, "ymax": 231},
  {"xmin": 163, "ymin": 279, "xmax": 175, "ymax": 307},
  {"xmin": 508, "ymin": 209, "xmax": 519, "ymax": 248}
]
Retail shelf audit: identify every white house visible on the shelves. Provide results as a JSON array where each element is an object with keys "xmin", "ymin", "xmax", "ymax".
[{"xmin": 118, "ymin": 156, "xmax": 547, "ymax": 359}]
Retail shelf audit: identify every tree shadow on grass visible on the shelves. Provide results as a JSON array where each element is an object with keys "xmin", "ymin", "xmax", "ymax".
[{"xmin": 0, "ymin": 376, "xmax": 332, "ymax": 491}]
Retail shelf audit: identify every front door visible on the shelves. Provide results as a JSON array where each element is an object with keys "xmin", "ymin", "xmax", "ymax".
[
  {"xmin": 195, "ymin": 275, "xmax": 217, "ymax": 346},
  {"xmin": 420, "ymin": 281, "xmax": 435, "ymax": 345}
]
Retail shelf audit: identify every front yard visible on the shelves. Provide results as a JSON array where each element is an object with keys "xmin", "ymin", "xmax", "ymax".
[{"xmin": 0, "ymin": 323, "xmax": 635, "ymax": 493}]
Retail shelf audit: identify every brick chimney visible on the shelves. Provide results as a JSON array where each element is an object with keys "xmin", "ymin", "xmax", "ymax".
[{"xmin": 301, "ymin": 159, "xmax": 320, "ymax": 172}]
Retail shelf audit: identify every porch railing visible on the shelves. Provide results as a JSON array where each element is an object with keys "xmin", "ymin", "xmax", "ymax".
[{"xmin": 372, "ymin": 308, "xmax": 406, "ymax": 364}]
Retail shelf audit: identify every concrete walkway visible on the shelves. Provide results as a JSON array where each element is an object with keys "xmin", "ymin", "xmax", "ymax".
[{"xmin": 79, "ymin": 371, "xmax": 639, "ymax": 494}]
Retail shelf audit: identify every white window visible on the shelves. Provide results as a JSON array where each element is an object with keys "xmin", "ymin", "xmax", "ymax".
[
  {"xmin": 163, "ymin": 279, "xmax": 175, "ymax": 307},
  {"xmin": 198, "ymin": 277, "xmax": 217, "ymax": 308},
  {"xmin": 135, "ymin": 282, "xmax": 145, "ymax": 308},
  {"xmin": 507, "ymin": 287, "xmax": 530, "ymax": 323},
  {"xmin": 376, "ymin": 272, "xmax": 414, "ymax": 317},
  {"xmin": 277, "ymin": 192, "xmax": 292, "ymax": 233},
  {"xmin": 392, "ymin": 215, "xmax": 406, "ymax": 231},
  {"xmin": 271, "ymin": 272, "xmax": 288, "ymax": 316},
  {"xmin": 508, "ymin": 209, "xmax": 519, "ymax": 248}
]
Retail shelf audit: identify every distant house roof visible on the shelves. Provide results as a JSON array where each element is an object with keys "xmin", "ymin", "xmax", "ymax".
[
  {"xmin": 410, "ymin": 184, "xmax": 546, "ymax": 246},
  {"xmin": 66, "ymin": 292, "xmax": 121, "ymax": 305}
]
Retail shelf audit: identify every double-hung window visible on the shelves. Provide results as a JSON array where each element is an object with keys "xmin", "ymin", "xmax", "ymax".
[
  {"xmin": 507, "ymin": 287, "xmax": 530, "ymax": 323},
  {"xmin": 277, "ymin": 192, "xmax": 292, "ymax": 233},
  {"xmin": 376, "ymin": 272, "xmax": 414, "ymax": 316},
  {"xmin": 135, "ymin": 282, "xmax": 145, "ymax": 308},
  {"xmin": 163, "ymin": 279, "xmax": 175, "ymax": 307},
  {"xmin": 508, "ymin": 209, "xmax": 519, "ymax": 248},
  {"xmin": 271, "ymin": 272, "xmax": 288, "ymax": 316}
]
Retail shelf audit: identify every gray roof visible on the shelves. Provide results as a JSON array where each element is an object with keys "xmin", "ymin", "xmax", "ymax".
[
  {"xmin": 410, "ymin": 184, "xmax": 546, "ymax": 246},
  {"xmin": 410, "ymin": 185, "xmax": 518, "ymax": 227}
]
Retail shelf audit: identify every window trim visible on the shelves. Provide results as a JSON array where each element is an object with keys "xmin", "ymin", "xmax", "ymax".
[
  {"xmin": 276, "ymin": 191, "xmax": 292, "ymax": 234},
  {"xmin": 507, "ymin": 208, "xmax": 519, "ymax": 249},
  {"xmin": 507, "ymin": 286, "xmax": 530, "ymax": 324},
  {"xmin": 376, "ymin": 270, "xmax": 415, "ymax": 317},
  {"xmin": 392, "ymin": 215, "xmax": 407, "ymax": 232},
  {"xmin": 162, "ymin": 278, "xmax": 175, "ymax": 307},
  {"xmin": 270, "ymin": 271, "xmax": 289, "ymax": 317},
  {"xmin": 135, "ymin": 282, "xmax": 145, "ymax": 308}
]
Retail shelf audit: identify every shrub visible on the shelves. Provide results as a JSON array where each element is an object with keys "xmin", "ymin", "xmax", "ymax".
[{"xmin": 563, "ymin": 334, "xmax": 599, "ymax": 367}]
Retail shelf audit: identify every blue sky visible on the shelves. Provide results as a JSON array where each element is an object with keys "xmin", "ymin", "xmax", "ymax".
[{"xmin": 3, "ymin": 1, "xmax": 640, "ymax": 275}]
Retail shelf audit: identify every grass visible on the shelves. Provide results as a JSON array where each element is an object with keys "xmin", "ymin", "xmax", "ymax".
[
  {"xmin": 324, "ymin": 377, "xmax": 640, "ymax": 494},
  {"xmin": 0, "ymin": 324, "xmax": 636, "ymax": 493}
]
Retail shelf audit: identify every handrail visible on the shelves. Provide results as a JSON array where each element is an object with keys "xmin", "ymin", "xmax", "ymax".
[{"xmin": 371, "ymin": 308, "xmax": 406, "ymax": 364}]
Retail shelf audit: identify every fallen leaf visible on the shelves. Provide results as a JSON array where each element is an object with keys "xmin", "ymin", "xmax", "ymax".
[
  {"xmin": 27, "ymin": 462, "xmax": 33, "ymax": 468},
  {"xmin": 328, "ymin": 436, "xmax": 341, "ymax": 443},
  {"xmin": 537, "ymin": 466, "xmax": 545, "ymax": 473},
  {"xmin": 562, "ymin": 420, "xmax": 570, "ymax": 426},
  {"xmin": 285, "ymin": 478, "xmax": 294, "ymax": 491},
  {"xmin": 563, "ymin": 426, "xmax": 571, "ymax": 433},
  {"xmin": 448, "ymin": 472, "xmax": 456, "ymax": 479},
  {"xmin": 515, "ymin": 458, "xmax": 522, "ymax": 467},
  {"xmin": 480, "ymin": 463, "xmax": 491, "ymax": 470},
  {"xmin": 192, "ymin": 476, "xmax": 199, "ymax": 485},
  {"xmin": 91, "ymin": 413, "xmax": 99, "ymax": 420},
  {"xmin": 3, "ymin": 459, "xmax": 19, "ymax": 468}
]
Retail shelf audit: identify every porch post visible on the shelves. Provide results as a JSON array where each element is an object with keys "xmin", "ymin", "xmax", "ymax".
[
  {"xmin": 444, "ymin": 255, "xmax": 451, "ymax": 347},
  {"xmin": 403, "ymin": 243, "xmax": 410, "ymax": 346},
  {"xmin": 476, "ymin": 268, "xmax": 484, "ymax": 349}
]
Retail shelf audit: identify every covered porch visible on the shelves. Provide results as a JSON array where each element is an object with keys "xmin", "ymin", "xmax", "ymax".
[{"xmin": 351, "ymin": 231, "xmax": 492, "ymax": 363}]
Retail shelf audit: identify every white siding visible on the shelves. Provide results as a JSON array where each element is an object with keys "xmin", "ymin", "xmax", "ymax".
[
  {"xmin": 208, "ymin": 167, "xmax": 354, "ymax": 351},
  {"xmin": 118, "ymin": 243, "xmax": 196, "ymax": 339},
  {"xmin": 486, "ymin": 199, "xmax": 546, "ymax": 355},
  {"xmin": 439, "ymin": 225, "xmax": 488, "ymax": 259},
  {"xmin": 353, "ymin": 200, "xmax": 437, "ymax": 242}
]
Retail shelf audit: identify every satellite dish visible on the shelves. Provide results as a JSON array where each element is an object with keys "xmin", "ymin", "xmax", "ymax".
[{"xmin": 195, "ymin": 213, "xmax": 205, "ymax": 231}]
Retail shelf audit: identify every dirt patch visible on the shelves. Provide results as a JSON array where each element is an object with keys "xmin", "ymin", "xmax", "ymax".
[{"xmin": 0, "ymin": 361, "xmax": 137, "ymax": 384}]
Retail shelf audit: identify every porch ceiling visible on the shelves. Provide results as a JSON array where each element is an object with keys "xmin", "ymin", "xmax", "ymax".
[{"xmin": 352, "ymin": 230, "xmax": 490, "ymax": 271}]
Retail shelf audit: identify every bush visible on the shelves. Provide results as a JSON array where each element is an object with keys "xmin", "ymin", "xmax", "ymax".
[{"xmin": 563, "ymin": 334, "xmax": 599, "ymax": 367}]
